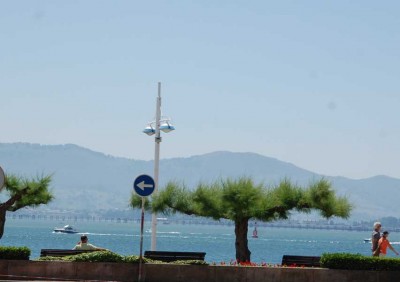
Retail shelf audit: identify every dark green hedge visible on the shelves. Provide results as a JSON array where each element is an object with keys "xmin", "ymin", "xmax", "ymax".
[
  {"xmin": 0, "ymin": 246, "xmax": 30, "ymax": 260},
  {"xmin": 38, "ymin": 251, "xmax": 124, "ymax": 262},
  {"xmin": 321, "ymin": 253, "xmax": 400, "ymax": 271},
  {"xmin": 37, "ymin": 251, "xmax": 208, "ymax": 265}
]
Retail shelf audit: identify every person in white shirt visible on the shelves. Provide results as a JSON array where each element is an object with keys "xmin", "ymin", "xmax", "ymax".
[{"xmin": 73, "ymin": 235, "xmax": 107, "ymax": 251}]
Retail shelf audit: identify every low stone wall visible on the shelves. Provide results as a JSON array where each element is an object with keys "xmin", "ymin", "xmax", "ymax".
[{"xmin": 0, "ymin": 260, "xmax": 399, "ymax": 282}]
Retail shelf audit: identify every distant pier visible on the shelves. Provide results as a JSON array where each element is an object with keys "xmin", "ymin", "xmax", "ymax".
[{"xmin": 6, "ymin": 212, "xmax": 394, "ymax": 232}]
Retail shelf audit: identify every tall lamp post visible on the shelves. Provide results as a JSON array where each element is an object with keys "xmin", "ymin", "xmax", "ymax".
[{"xmin": 143, "ymin": 82, "xmax": 175, "ymax": 251}]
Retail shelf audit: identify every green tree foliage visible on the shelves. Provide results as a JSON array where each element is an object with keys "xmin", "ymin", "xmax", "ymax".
[
  {"xmin": 0, "ymin": 174, "xmax": 54, "ymax": 239},
  {"xmin": 130, "ymin": 177, "xmax": 352, "ymax": 262}
]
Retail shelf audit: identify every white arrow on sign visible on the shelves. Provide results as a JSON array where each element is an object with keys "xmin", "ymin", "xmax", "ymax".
[{"xmin": 137, "ymin": 181, "xmax": 154, "ymax": 190}]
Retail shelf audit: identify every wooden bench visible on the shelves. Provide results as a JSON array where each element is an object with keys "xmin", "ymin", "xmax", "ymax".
[
  {"xmin": 144, "ymin": 251, "xmax": 206, "ymax": 262},
  {"xmin": 40, "ymin": 249, "xmax": 98, "ymax": 257},
  {"xmin": 281, "ymin": 255, "xmax": 321, "ymax": 267}
]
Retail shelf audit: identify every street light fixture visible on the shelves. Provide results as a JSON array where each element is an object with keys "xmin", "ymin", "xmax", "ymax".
[
  {"xmin": 142, "ymin": 82, "xmax": 175, "ymax": 251},
  {"xmin": 143, "ymin": 118, "xmax": 175, "ymax": 136}
]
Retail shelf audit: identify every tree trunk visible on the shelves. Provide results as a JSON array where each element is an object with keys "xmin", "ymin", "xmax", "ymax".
[
  {"xmin": 234, "ymin": 218, "xmax": 251, "ymax": 262},
  {"xmin": 0, "ymin": 188, "xmax": 28, "ymax": 239},
  {"xmin": 0, "ymin": 207, "xmax": 6, "ymax": 239}
]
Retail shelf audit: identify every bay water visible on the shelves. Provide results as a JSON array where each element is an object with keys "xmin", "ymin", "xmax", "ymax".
[{"xmin": 1, "ymin": 218, "xmax": 397, "ymax": 263}]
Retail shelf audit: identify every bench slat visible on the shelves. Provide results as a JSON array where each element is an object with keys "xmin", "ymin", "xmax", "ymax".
[
  {"xmin": 144, "ymin": 251, "xmax": 206, "ymax": 262},
  {"xmin": 40, "ymin": 249, "xmax": 97, "ymax": 257},
  {"xmin": 281, "ymin": 255, "xmax": 321, "ymax": 267}
]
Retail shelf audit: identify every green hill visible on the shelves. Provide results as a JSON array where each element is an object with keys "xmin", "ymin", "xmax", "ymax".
[{"xmin": 1, "ymin": 142, "xmax": 399, "ymax": 219}]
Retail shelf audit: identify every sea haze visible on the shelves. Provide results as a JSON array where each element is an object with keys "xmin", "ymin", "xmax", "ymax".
[{"xmin": 1, "ymin": 142, "xmax": 400, "ymax": 219}]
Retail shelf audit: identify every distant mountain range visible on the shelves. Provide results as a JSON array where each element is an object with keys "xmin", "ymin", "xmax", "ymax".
[{"xmin": 1, "ymin": 142, "xmax": 399, "ymax": 220}]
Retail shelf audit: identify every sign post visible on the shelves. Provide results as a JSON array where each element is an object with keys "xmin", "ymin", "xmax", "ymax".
[{"xmin": 133, "ymin": 174, "xmax": 155, "ymax": 282}]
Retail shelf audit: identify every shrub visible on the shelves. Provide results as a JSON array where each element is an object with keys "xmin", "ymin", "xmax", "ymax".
[
  {"xmin": 171, "ymin": 259, "xmax": 208, "ymax": 265},
  {"xmin": 67, "ymin": 251, "xmax": 124, "ymax": 262},
  {"xmin": 321, "ymin": 253, "xmax": 400, "ymax": 271},
  {"xmin": 37, "ymin": 252, "xmax": 209, "ymax": 265},
  {"xmin": 37, "ymin": 256, "xmax": 68, "ymax": 261},
  {"xmin": 0, "ymin": 246, "xmax": 30, "ymax": 260},
  {"xmin": 37, "ymin": 251, "xmax": 123, "ymax": 262},
  {"xmin": 122, "ymin": 255, "xmax": 141, "ymax": 263}
]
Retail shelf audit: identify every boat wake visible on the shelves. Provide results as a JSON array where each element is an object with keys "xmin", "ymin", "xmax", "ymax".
[{"xmin": 83, "ymin": 232, "xmax": 134, "ymax": 237}]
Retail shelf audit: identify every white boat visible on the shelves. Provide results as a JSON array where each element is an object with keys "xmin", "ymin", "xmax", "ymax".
[
  {"xmin": 53, "ymin": 225, "xmax": 79, "ymax": 234},
  {"xmin": 363, "ymin": 238, "xmax": 371, "ymax": 243},
  {"xmin": 157, "ymin": 217, "xmax": 170, "ymax": 224}
]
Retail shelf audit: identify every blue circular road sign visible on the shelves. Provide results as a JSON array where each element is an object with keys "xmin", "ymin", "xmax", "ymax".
[{"xmin": 133, "ymin": 174, "xmax": 155, "ymax": 197}]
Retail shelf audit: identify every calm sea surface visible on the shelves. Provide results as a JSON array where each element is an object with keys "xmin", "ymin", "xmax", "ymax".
[{"xmin": 1, "ymin": 219, "xmax": 398, "ymax": 263}]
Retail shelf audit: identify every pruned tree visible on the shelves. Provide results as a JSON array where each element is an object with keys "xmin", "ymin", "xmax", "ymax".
[
  {"xmin": 130, "ymin": 177, "xmax": 351, "ymax": 262},
  {"xmin": 0, "ymin": 174, "xmax": 54, "ymax": 239}
]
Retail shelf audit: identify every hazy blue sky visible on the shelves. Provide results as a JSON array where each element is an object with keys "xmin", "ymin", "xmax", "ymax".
[{"xmin": 1, "ymin": 1, "xmax": 399, "ymax": 179}]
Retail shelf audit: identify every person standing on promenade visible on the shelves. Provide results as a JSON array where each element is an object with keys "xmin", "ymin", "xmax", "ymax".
[
  {"xmin": 73, "ymin": 235, "xmax": 108, "ymax": 251},
  {"xmin": 375, "ymin": 231, "xmax": 399, "ymax": 257},
  {"xmin": 371, "ymin": 222, "xmax": 382, "ymax": 256}
]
